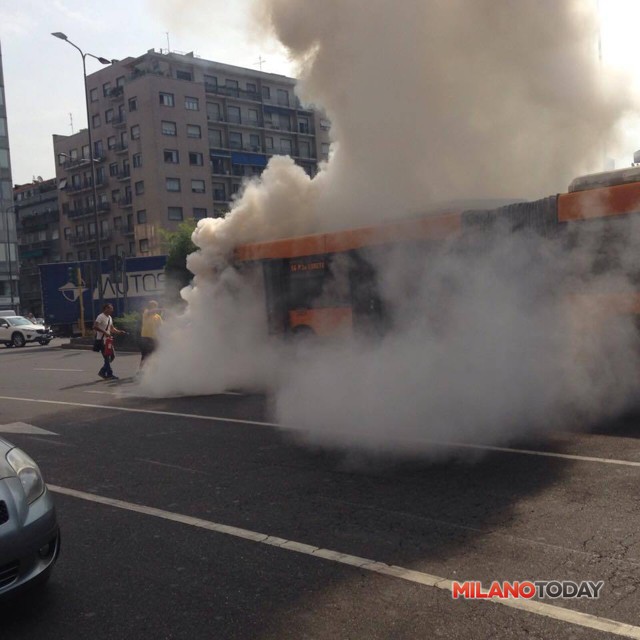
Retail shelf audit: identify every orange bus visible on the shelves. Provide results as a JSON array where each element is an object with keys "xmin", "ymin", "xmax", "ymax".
[{"xmin": 233, "ymin": 168, "xmax": 640, "ymax": 339}]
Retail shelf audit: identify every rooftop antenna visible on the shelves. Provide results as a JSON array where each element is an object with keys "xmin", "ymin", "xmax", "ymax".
[
  {"xmin": 254, "ymin": 56, "xmax": 266, "ymax": 71},
  {"xmin": 165, "ymin": 32, "xmax": 171, "ymax": 54},
  {"xmin": 69, "ymin": 113, "xmax": 74, "ymax": 134}
]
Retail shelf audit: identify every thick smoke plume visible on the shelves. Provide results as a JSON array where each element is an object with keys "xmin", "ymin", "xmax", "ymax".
[{"xmin": 140, "ymin": 0, "xmax": 640, "ymax": 454}]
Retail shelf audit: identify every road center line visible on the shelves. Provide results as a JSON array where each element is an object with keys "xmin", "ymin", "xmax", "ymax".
[
  {"xmin": 1, "ymin": 395, "xmax": 639, "ymax": 468},
  {"xmin": 48, "ymin": 483, "xmax": 640, "ymax": 639}
]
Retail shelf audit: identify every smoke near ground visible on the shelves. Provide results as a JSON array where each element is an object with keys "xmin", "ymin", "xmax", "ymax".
[{"xmin": 140, "ymin": 1, "xmax": 640, "ymax": 455}]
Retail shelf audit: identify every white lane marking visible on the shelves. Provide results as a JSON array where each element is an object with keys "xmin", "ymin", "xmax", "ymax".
[
  {"xmin": 49, "ymin": 484, "xmax": 640, "ymax": 639},
  {"xmin": 1, "ymin": 395, "xmax": 640, "ymax": 468},
  {"xmin": 34, "ymin": 368, "xmax": 84, "ymax": 372},
  {"xmin": 0, "ymin": 396, "xmax": 279, "ymax": 428},
  {"xmin": 0, "ymin": 422, "xmax": 58, "ymax": 435}
]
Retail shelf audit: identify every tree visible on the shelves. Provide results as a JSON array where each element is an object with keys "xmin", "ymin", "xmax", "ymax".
[{"xmin": 160, "ymin": 219, "xmax": 198, "ymax": 302}]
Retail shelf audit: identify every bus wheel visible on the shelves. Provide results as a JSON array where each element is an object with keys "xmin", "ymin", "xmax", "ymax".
[{"xmin": 291, "ymin": 325, "xmax": 315, "ymax": 340}]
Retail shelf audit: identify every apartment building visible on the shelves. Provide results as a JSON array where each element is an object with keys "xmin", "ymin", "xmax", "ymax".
[
  {"xmin": 54, "ymin": 49, "xmax": 331, "ymax": 261},
  {"xmin": 14, "ymin": 178, "xmax": 61, "ymax": 315},
  {"xmin": 0, "ymin": 41, "xmax": 19, "ymax": 309}
]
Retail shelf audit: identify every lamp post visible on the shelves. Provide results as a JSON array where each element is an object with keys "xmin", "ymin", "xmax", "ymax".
[
  {"xmin": 52, "ymin": 32, "xmax": 111, "ymax": 311},
  {"xmin": 2, "ymin": 204, "xmax": 16, "ymax": 310}
]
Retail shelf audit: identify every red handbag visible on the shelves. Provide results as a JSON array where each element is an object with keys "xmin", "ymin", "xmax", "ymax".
[{"xmin": 103, "ymin": 336, "xmax": 114, "ymax": 357}]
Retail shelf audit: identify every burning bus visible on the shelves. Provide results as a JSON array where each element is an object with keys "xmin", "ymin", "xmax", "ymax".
[{"xmin": 231, "ymin": 167, "xmax": 640, "ymax": 344}]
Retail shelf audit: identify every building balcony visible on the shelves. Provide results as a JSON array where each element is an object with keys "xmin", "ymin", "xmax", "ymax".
[
  {"xmin": 66, "ymin": 202, "xmax": 111, "ymax": 219},
  {"xmin": 69, "ymin": 231, "xmax": 111, "ymax": 246},
  {"xmin": 204, "ymin": 83, "xmax": 261, "ymax": 102},
  {"xmin": 65, "ymin": 178, "xmax": 107, "ymax": 194},
  {"xmin": 114, "ymin": 143, "xmax": 129, "ymax": 154},
  {"xmin": 121, "ymin": 224, "xmax": 135, "ymax": 236},
  {"xmin": 116, "ymin": 169, "xmax": 131, "ymax": 181},
  {"xmin": 62, "ymin": 156, "xmax": 105, "ymax": 170},
  {"xmin": 111, "ymin": 115, "xmax": 126, "ymax": 128},
  {"xmin": 117, "ymin": 196, "xmax": 133, "ymax": 208},
  {"xmin": 108, "ymin": 86, "xmax": 124, "ymax": 101}
]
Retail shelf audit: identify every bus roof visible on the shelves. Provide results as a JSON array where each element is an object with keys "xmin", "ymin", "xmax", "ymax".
[{"xmin": 233, "ymin": 212, "xmax": 462, "ymax": 262}]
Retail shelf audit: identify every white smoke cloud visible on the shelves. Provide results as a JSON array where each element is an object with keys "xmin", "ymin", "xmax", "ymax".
[{"xmin": 139, "ymin": 0, "xmax": 640, "ymax": 455}]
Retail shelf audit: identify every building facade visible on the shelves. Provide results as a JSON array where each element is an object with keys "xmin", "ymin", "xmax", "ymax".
[
  {"xmin": 14, "ymin": 178, "xmax": 61, "ymax": 316},
  {"xmin": 54, "ymin": 49, "xmax": 331, "ymax": 261},
  {"xmin": 0, "ymin": 41, "xmax": 19, "ymax": 309}
]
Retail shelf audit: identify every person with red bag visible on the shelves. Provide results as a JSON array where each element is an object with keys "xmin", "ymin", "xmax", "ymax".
[{"xmin": 93, "ymin": 303, "xmax": 125, "ymax": 380}]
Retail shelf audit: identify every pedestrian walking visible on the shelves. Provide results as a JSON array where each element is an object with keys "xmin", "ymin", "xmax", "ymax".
[
  {"xmin": 139, "ymin": 300, "xmax": 163, "ymax": 368},
  {"xmin": 93, "ymin": 303, "xmax": 125, "ymax": 380}
]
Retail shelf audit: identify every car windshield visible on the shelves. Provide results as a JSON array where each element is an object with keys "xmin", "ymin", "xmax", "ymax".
[{"xmin": 7, "ymin": 317, "xmax": 36, "ymax": 326}]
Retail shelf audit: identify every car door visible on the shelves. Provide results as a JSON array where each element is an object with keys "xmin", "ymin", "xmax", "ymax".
[{"xmin": 0, "ymin": 318, "xmax": 10, "ymax": 342}]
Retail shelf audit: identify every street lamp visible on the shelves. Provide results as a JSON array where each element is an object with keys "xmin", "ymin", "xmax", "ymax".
[
  {"xmin": 2, "ymin": 205, "xmax": 16, "ymax": 310},
  {"xmin": 52, "ymin": 32, "xmax": 111, "ymax": 311}
]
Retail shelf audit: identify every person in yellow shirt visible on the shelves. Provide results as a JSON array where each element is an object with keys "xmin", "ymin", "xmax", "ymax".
[{"xmin": 139, "ymin": 300, "xmax": 162, "ymax": 366}]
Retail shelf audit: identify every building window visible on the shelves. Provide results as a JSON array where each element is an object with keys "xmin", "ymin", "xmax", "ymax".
[
  {"xmin": 128, "ymin": 98, "xmax": 137, "ymax": 114},
  {"xmin": 101, "ymin": 246, "xmax": 110, "ymax": 259},
  {"xmin": 299, "ymin": 140, "xmax": 311, "ymax": 158},
  {"xmin": 78, "ymin": 250, "xmax": 87, "ymax": 260},
  {"xmin": 189, "ymin": 152, "xmax": 204, "ymax": 166},
  {"xmin": 107, "ymin": 136, "xmax": 116, "ymax": 150},
  {"xmin": 90, "ymin": 88, "xmax": 98, "ymax": 102},
  {"xmin": 164, "ymin": 149, "xmax": 179, "ymax": 164},
  {"xmin": 321, "ymin": 142, "xmax": 330, "ymax": 158},
  {"xmin": 185, "ymin": 96, "xmax": 199, "ymax": 111},
  {"xmin": 186, "ymin": 124, "xmax": 201, "ymax": 138},
  {"xmin": 135, "ymin": 181, "xmax": 144, "ymax": 195},
  {"xmin": 137, "ymin": 210, "xmax": 147, "ymax": 224},
  {"xmin": 113, "ymin": 217, "xmax": 122, "ymax": 230},
  {"xmin": 248, "ymin": 109, "xmax": 259, "ymax": 124},
  {"xmin": 159, "ymin": 92, "xmax": 175, "ymax": 107},
  {"xmin": 82, "ymin": 144, "xmax": 90, "ymax": 159},
  {"xmin": 52, "ymin": 228, "xmax": 59, "ymax": 240},
  {"xmin": 161, "ymin": 121, "xmax": 177, "ymax": 136},
  {"xmin": 168, "ymin": 207, "xmax": 183, "ymax": 221},
  {"xmin": 229, "ymin": 132, "xmax": 242, "ymax": 149},
  {"xmin": 96, "ymin": 166, "xmax": 106, "ymax": 183},
  {"xmin": 66, "ymin": 252, "xmax": 73, "ymax": 261},
  {"xmin": 121, "ymin": 131, "xmax": 128, "ymax": 147},
  {"xmin": 166, "ymin": 178, "xmax": 181, "ymax": 192},
  {"xmin": 92, "ymin": 114, "xmax": 101, "ymax": 128},
  {"xmin": 191, "ymin": 179, "xmax": 205, "ymax": 193},
  {"xmin": 262, "ymin": 86, "xmax": 270, "ymax": 100},
  {"xmin": 298, "ymin": 117, "xmax": 310, "ymax": 134},
  {"xmin": 139, "ymin": 239, "xmax": 149, "ymax": 253},
  {"xmin": 213, "ymin": 183, "xmax": 226, "ymax": 201},
  {"xmin": 208, "ymin": 129, "xmax": 222, "ymax": 147},
  {"xmin": 176, "ymin": 70, "xmax": 192, "ymax": 81},
  {"xmin": 88, "ymin": 222, "xmax": 96, "ymax": 237},
  {"xmin": 225, "ymin": 79, "xmax": 239, "ymax": 97},
  {"xmin": 94, "ymin": 140, "xmax": 104, "ymax": 157},
  {"xmin": 109, "ymin": 163, "xmax": 118, "ymax": 177},
  {"xmin": 249, "ymin": 134, "xmax": 260, "ymax": 151},
  {"xmin": 105, "ymin": 108, "xmax": 114, "ymax": 123},
  {"xmin": 111, "ymin": 189, "xmax": 120, "ymax": 203},
  {"xmin": 116, "ymin": 75, "xmax": 125, "ymax": 87},
  {"xmin": 280, "ymin": 139, "xmax": 293, "ymax": 155},
  {"xmin": 206, "ymin": 102, "xmax": 221, "ymax": 120},
  {"xmin": 246, "ymin": 82, "xmax": 257, "ymax": 94},
  {"xmin": 228, "ymin": 106, "xmax": 241, "ymax": 124},
  {"xmin": 102, "ymin": 82, "xmax": 111, "ymax": 97},
  {"xmin": 100, "ymin": 220, "xmax": 109, "ymax": 234},
  {"xmin": 131, "ymin": 124, "xmax": 140, "ymax": 140},
  {"xmin": 133, "ymin": 153, "xmax": 142, "ymax": 168},
  {"xmin": 193, "ymin": 208, "xmax": 207, "ymax": 219},
  {"xmin": 64, "ymin": 227, "xmax": 71, "ymax": 239},
  {"xmin": 115, "ymin": 244, "xmax": 124, "ymax": 255},
  {"xmin": 277, "ymin": 89, "xmax": 289, "ymax": 106},
  {"xmin": 204, "ymin": 74, "xmax": 217, "ymax": 88},
  {"xmin": 265, "ymin": 136, "xmax": 274, "ymax": 150}
]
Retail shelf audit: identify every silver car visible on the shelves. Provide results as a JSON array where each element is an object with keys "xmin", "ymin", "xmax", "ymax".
[{"xmin": 0, "ymin": 437, "xmax": 60, "ymax": 597}]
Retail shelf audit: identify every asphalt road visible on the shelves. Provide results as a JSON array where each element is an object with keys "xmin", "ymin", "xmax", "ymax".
[{"xmin": 1, "ymin": 341, "xmax": 640, "ymax": 639}]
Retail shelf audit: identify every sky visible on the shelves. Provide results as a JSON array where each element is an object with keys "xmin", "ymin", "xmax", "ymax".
[{"xmin": 1, "ymin": 0, "xmax": 640, "ymax": 187}]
